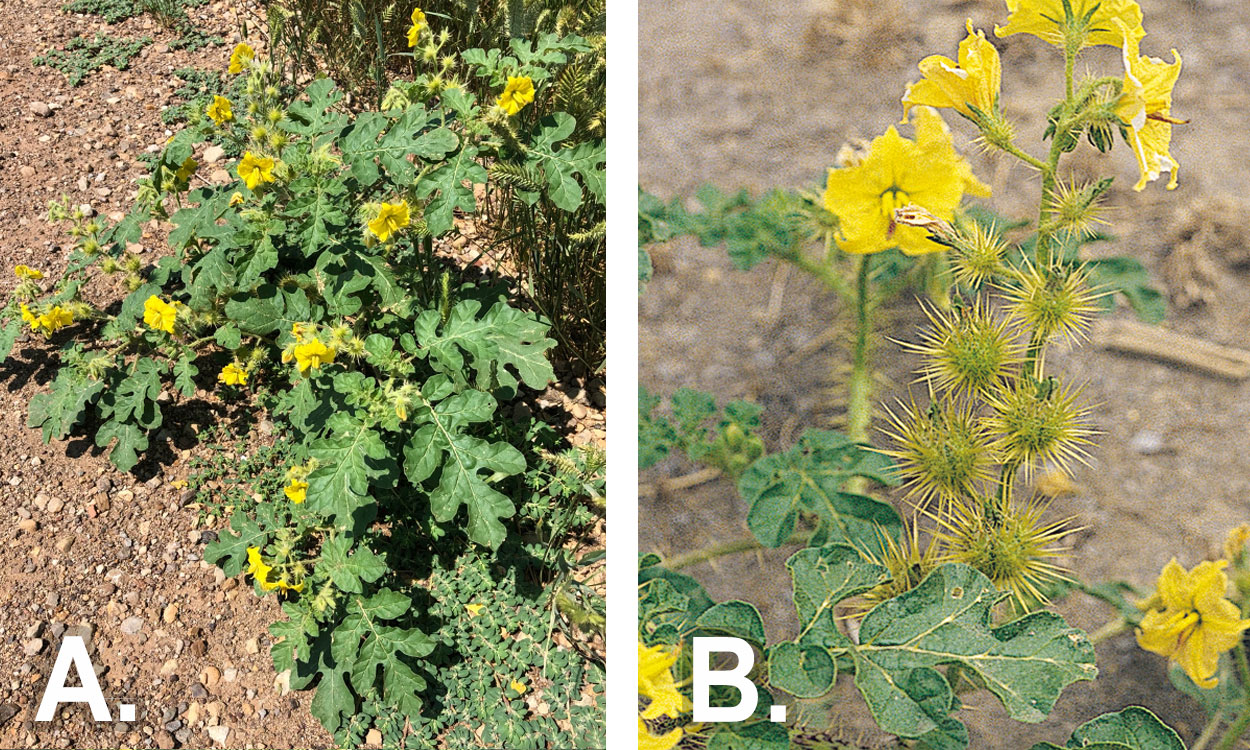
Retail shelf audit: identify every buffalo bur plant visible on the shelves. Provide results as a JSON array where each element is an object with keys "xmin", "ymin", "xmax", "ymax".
[
  {"xmin": 3, "ymin": 15, "xmax": 604, "ymax": 744},
  {"xmin": 639, "ymin": 1, "xmax": 1250, "ymax": 749}
]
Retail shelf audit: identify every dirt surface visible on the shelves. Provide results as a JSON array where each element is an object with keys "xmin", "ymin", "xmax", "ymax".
[
  {"xmin": 0, "ymin": 1, "xmax": 607, "ymax": 749},
  {"xmin": 640, "ymin": 0, "xmax": 1250, "ymax": 746}
]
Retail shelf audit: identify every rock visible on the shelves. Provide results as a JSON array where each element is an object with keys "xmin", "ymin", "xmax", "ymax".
[
  {"xmin": 96, "ymin": 477, "xmax": 112, "ymax": 493},
  {"xmin": 163, "ymin": 604, "xmax": 179, "ymax": 624},
  {"xmin": 18, "ymin": 166, "xmax": 34, "ymax": 178},
  {"xmin": 155, "ymin": 730, "xmax": 175, "ymax": 749},
  {"xmin": 55, "ymin": 537, "xmax": 74, "ymax": 554},
  {"xmin": 22, "ymin": 639, "xmax": 43, "ymax": 656},
  {"xmin": 200, "ymin": 666, "xmax": 220, "ymax": 690},
  {"xmin": 1129, "ymin": 430, "xmax": 1166, "ymax": 456},
  {"xmin": 206, "ymin": 725, "xmax": 229, "ymax": 745},
  {"xmin": 47, "ymin": 497, "xmax": 63, "ymax": 513},
  {"xmin": 190, "ymin": 683, "xmax": 207, "ymax": 701},
  {"xmin": 17, "ymin": 519, "xmax": 37, "ymax": 534},
  {"xmin": 29, "ymin": 102, "xmax": 51, "ymax": 117},
  {"xmin": 203, "ymin": 145, "xmax": 225, "ymax": 163},
  {"xmin": 96, "ymin": 495, "xmax": 110, "ymax": 512},
  {"xmin": 244, "ymin": 638, "xmax": 259, "ymax": 655},
  {"xmin": 0, "ymin": 705, "xmax": 16, "ymax": 727},
  {"xmin": 184, "ymin": 701, "xmax": 201, "ymax": 724},
  {"xmin": 159, "ymin": 659, "xmax": 178, "ymax": 676},
  {"xmin": 366, "ymin": 728, "xmax": 383, "ymax": 746},
  {"xmin": 120, "ymin": 617, "xmax": 144, "ymax": 636}
]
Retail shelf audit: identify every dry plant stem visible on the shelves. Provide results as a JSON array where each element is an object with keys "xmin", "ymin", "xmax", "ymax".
[{"xmin": 1213, "ymin": 643, "xmax": 1250, "ymax": 750}]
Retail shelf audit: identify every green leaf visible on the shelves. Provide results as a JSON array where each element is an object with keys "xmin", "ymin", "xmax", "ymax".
[
  {"xmin": 1086, "ymin": 257, "xmax": 1167, "ymax": 324},
  {"xmin": 0, "ymin": 318, "xmax": 19, "ymax": 362},
  {"xmin": 850, "ymin": 564, "xmax": 1096, "ymax": 739},
  {"xmin": 738, "ymin": 430, "xmax": 901, "ymax": 550},
  {"xmin": 706, "ymin": 722, "xmax": 790, "ymax": 750},
  {"xmin": 321, "ymin": 536, "xmax": 388, "ymax": 594},
  {"xmin": 307, "ymin": 418, "xmax": 395, "ymax": 526},
  {"xmin": 204, "ymin": 512, "xmax": 267, "ymax": 577},
  {"xmin": 696, "ymin": 601, "xmax": 766, "ymax": 648},
  {"xmin": 414, "ymin": 299, "xmax": 555, "ymax": 398},
  {"xmin": 1029, "ymin": 707, "xmax": 1185, "ymax": 750},
  {"xmin": 172, "ymin": 355, "xmax": 198, "ymax": 398},
  {"xmin": 28, "ymin": 368, "xmax": 106, "ymax": 442},
  {"xmin": 94, "ymin": 418, "xmax": 149, "ymax": 472},
  {"xmin": 767, "ymin": 642, "xmax": 836, "ymax": 699},
  {"xmin": 99, "ymin": 357, "xmax": 164, "ymax": 429},
  {"xmin": 403, "ymin": 389, "xmax": 525, "ymax": 548},
  {"xmin": 419, "ymin": 142, "xmax": 487, "ymax": 236},
  {"xmin": 308, "ymin": 660, "xmax": 353, "ymax": 733}
]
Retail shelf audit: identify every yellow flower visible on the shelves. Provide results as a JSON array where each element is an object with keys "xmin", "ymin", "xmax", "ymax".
[
  {"xmin": 465, "ymin": 603, "xmax": 484, "ymax": 617},
  {"xmin": 292, "ymin": 338, "xmax": 336, "ymax": 374},
  {"xmin": 407, "ymin": 7, "xmax": 427, "ymax": 47},
  {"xmin": 824, "ymin": 107, "xmax": 991, "ymax": 256},
  {"xmin": 218, "ymin": 362, "xmax": 249, "ymax": 386},
  {"xmin": 995, "ymin": 0, "xmax": 1144, "ymax": 49},
  {"xmin": 206, "ymin": 95, "xmax": 234, "ymax": 125},
  {"xmin": 229, "ymin": 191, "xmax": 245, "ymax": 207},
  {"xmin": 497, "ymin": 76, "xmax": 535, "ymax": 116},
  {"xmin": 1136, "ymin": 558, "xmax": 1250, "ymax": 688},
  {"xmin": 367, "ymin": 201, "xmax": 410, "ymax": 242},
  {"xmin": 174, "ymin": 157, "xmax": 198, "ymax": 183},
  {"xmin": 29, "ymin": 305, "xmax": 74, "ymax": 336},
  {"xmin": 14, "ymin": 265, "xmax": 43, "ymax": 280},
  {"xmin": 639, "ymin": 642, "xmax": 694, "ymax": 750},
  {"xmin": 284, "ymin": 479, "xmax": 308, "ymax": 504},
  {"xmin": 229, "ymin": 42, "xmax": 255, "ymax": 74},
  {"xmin": 639, "ymin": 642, "xmax": 689, "ymax": 721},
  {"xmin": 1115, "ymin": 28, "xmax": 1183, "ymax": 191},
  {"xmin": 246, "ymin": 546, "xmax": 277, "ymax": 591},
  {"xmin": 509, "ymin": 679, "xmax": 526, "ymax": 695},
  {"xmin": 143, "ymin": 295, "xmax": 179, "ymax": 334},
  {"xmin": 903, "ymin": 20, "xmax": 1000, "ymax": 124},
  {"xmin": 237, "ymin": 152, "xmax": 276, "ymax": 191}
]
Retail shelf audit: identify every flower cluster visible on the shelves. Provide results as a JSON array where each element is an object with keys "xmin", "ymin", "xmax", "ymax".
[
  {"xmin": 901, "ymin": 1, "xmax": 1182, "ymax": 192},
  {"xmin": 284, "ymin": 460, "xmax": 317, "ymax": 504},
  {"xmin": 21, "ymin": 303, "xmax": 73, "ymax": 337}
]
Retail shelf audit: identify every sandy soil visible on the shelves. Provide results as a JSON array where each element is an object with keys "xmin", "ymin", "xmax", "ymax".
[{"xmin": 640, "ymin": 0, "xmax": 1250, "ymax": 745}]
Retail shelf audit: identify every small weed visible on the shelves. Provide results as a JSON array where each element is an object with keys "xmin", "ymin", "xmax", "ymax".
[
  {"xmin": 33, "ymin": 34, "xmax": 152, "ymax": 86},
  {"xmin": 62, "ymin": 0, "xmax": 138, "ymax": 24},
  {"xmin": 185, "ymin": 422, "xmax": 303, "ymax": 522}
]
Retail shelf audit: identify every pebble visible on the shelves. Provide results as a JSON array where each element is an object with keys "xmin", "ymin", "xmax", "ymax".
[
  {"xmin": 154, "ymin": 730, "xmax": 175, "ymax": 749},
  {"xmin": 159, "ymin": 659, "xmax": 178, "ymax": 676},
  {"xmin": 200, "ymin": 666, "xmax": 220, "ymax": 690},
  {"xmin": 21, "ymin": 639, "xmax": 43, "ymax": 657},
  {"xmin": 120, "ymin": 616, "xmax": 144, "ymax": 636},
  {"xmin": 19, "ymin": 166, "xmax": 35, "ymax": 178},
  {"xmin": 190, "ymin": 683, "xmax": 208, "ymax": 701},
  {"xmin": 163, "ymin": 604, "xmax": 179, "ymax": 624},
  {"xmin": 55, "ymin": 537, "xmax": 74, "ymax": 554},
  {"xmin": 47, "ymin": 497, "xmax": 63, "ymax": 513},
  {"xmin": 29, "ymin": 102, "xmax": 51, "ymax": 117},
  {"xmin": 1129, "ymin": 430, "xmax": 1166, "ymax": 455},
  {"xmin": 366, "ymin": 728, "xmax": 384, "ymax": 746},
  {"xmin": 244, "ymin": 638, "xmax": 259, "ymax": 655},
  {"xmin": 203, "ymin": 145, "xmax": 225, "ymax": 163},
  {"xmin": 206, "ymin": 725, "xmax": 230, "ymax": 745},
  {"xmin": 17, "ymin": 519, "xmax": 37, "ymax": 534}
]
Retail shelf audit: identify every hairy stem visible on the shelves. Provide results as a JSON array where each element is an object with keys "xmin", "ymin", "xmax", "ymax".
[
  {"xmin": 1213, "ymin": 643, "xmax": 1250, "ymax": 750},
  {"xmin": 847, "ymin": 254, "xmax": 873, "ymax": 444},
  {"xmin": 664, "ymin": 531, "xmax": 807, "ymax": 571}
]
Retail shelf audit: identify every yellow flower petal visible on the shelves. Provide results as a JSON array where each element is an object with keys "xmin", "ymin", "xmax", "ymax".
[
  {"xmin": 229, "ymin": 42, "xmax": 255, "ymax": 74},
  {"xmin": 995, "ymin": 0, "xmax": 1144, "ymax": 49},
  {"xmin": 824, "ymin": 107, "xmax": 989, "ymax": 256},
  {"xmin": 465, "ymin": 603, "xmax": 484, "ymax": 617},
  {"xmin": 367, "ymin": 201, "xmax": 411, "ymax": 242},
  {"xmin": 497, "ymin": 76, "xmax": 535, "ymax": 116},
  {"xmin": 902, "ymin": 20, "xmax": 1000, "ymax": 123}
]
